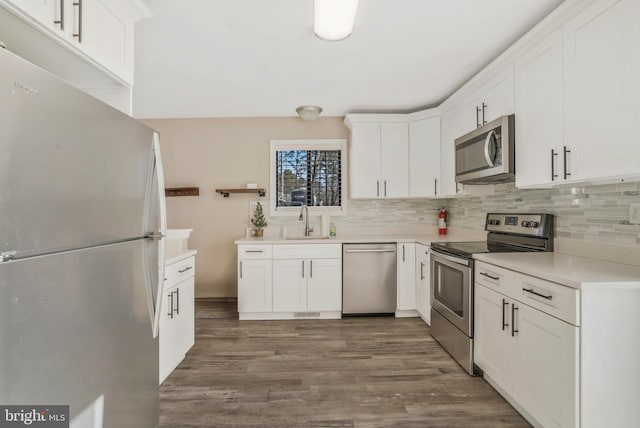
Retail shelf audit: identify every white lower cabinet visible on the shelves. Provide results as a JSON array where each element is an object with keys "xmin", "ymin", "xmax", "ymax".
[
  {"xmin": 238, "ymin": 259, "xmax": 273, "ymax": 313},
  {"xmin": 273, "ymin": 258, "xmax": 342, "ymax": 312},
  {"xmin": 396, "ymin": 243, "xmax": 417, "ymax": 316},
  {"xmin": 159, "ymin": 255, "xmax": 196, "ymax": 384},
  {"xmin": 512, "ymin": 303, "xmax": 578, "ymax": 428},
  {"xmin": 415, "ymin": 244, "xmax": 430, "ymax": 323},
  {"xmin": 475, "ymin": 261, "xmax": 578, "ymax": 428},
  {"xmin": 238, "ymin": 244, "xmax": 342, "ymax": 320}
]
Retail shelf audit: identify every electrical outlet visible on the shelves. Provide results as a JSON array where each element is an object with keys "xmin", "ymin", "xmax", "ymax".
[{"xmin": 630, "ymin": 203, "xmax": 640, "ymax": 225}]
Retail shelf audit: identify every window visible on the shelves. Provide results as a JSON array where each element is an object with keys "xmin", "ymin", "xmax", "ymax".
[{"xmin": 270, "ymin": 139, "xmax": 347, "ymax": 216}]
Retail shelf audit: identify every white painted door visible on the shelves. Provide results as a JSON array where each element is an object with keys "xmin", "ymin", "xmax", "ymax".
[
  {"xmin": 462, "ymin": 91, "xmax": 483, "ymax": 133},
  {"xmin": 380, "ymin": 122, "xmax": 409, "ymax": 198},
  {"xmin": 440, "ymin": 106, "xmax": 464, "ymax": 196},
  {"xmin": 159, "ymin": 284, "xmax": 180, "ymax": 384},
  {"xmin": 408, "ymin": 117, "xmax": 440, "ymax": 197},
  {"xmin": 396, "ymin": 243, "xmax": 416, "ymax": 311},
  {"xmin": 512, "ymin": 303, "xmax": 578, "ymax": 428},
  {"xmin": 415, "ymin": 244, "xmax": 430, "ymax": 323},
  {"xmin": 79, "ymin": 0, "xmax": 135, "ymax": 84},
  {"xmin": 5, "ymin": 0, "xmax": 57, "ymax": 29},
  {"xmin": 307, "ymin": 259, "xmax": 342, "ymax": 312},
  {"xmin": 482, "ymin": 63, "xmax": 515, "ymax": 124},
  {"xmin": 238, "ymin": 259, "xmax": 273, "ymax": 313},
  {"xmin": 564, "ymin": 0, "xmax": 640, "ymax": 181},
  {"xmin": 515, "ymin": 31, "xmax": 564, "ymax": 188},
  {"xmin": 273, "ymin": 259, "xmax": 307, "ymax": 312},
  {"xmin": 176, "ymin": 276, "xmax": 195, "ymax": 356},
  {"xmin": 349, "ymin": 123, "xmax": 381, "ymax": 198},
  {"xmin": 474, "ymin": 285, "xmax": 514, "ymax": 394}
]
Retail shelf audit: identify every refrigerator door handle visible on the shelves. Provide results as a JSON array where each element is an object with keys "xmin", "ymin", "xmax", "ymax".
[{"xmin": 148, "ymin": 133, "xmax": 167, "ymax": 338}]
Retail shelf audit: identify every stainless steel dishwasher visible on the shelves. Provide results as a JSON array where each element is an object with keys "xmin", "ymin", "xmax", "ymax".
[{"xmin": 342, "ymin": 243, "xmax": 397, "ymax": 315}]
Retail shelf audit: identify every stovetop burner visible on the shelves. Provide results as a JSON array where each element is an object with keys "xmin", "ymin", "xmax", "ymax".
[{"xmin": 431, "ymin": 213, "xmax": 555, "ymax": 258}]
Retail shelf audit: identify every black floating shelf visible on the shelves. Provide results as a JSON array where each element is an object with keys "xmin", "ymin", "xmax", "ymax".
[{"xmin": 215, "ymin": 188, "xmax": 266, "ymax": 198}]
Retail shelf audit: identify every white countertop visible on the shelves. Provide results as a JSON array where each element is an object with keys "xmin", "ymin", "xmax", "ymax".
[
  {"xmin": 234, "ymin": 233, "xmax": 483, "ymax": 246},
  {"xmin": 166, "ymin": 249, "xmax": 198, "ymax": 265},
  {"xmin": 474, "ymin": 252, "xmax": 640, "ymax": 290}
]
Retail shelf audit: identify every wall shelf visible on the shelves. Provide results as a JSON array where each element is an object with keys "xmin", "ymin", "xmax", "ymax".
[
  {"xmin": 216, "ymin": 188, "xmax": 266, "ymax": 198},
  {"xmin": 165, "ymin": 187, "xmax": 200, "ymax": 197}
]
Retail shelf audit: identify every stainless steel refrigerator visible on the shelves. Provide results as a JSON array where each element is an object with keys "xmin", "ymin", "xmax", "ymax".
[{"xmin": 0, "ymin": 47, "xmax": 166, "ymax": 426}]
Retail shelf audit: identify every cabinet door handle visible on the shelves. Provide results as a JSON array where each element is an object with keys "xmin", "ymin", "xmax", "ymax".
[
  {"xmin": 167, "ymin": 292, "xmax": 174, "ymax": 319},
  {"xmin": 239, "ymin": 261, "xmax": 243, "ymax": 279},
  {"xmin": 174, "ymin": 288, "xmax": 180, "ymax": 314},
  {"xmin": 420, "ymin": 262, "xmax": 425, "ymax": 280},
  {"xmin": 511, "ymin": 304, "xmax": 519, "ymax": 337},
  {"xmin": 482, "ymin": 102, "xmax": 487, "ymax": 124},
  {"xmin": 522, "ymin": 288, "xmax": 553, "ymax": 300},
  {"xmin": 434, "ymin": 178, "xmax": 437, "ymax": 196},
  {"xmin": 72, "ymin": 0, "xmax": 82, "ymax": 43},
  {"xmin": 402, "ymin": 245, "xmax": 405, "ymax": 262},
  {"xmin": 245, "ymin": 250, "xmax": 264, "ymax": 253},
  {"xmin": 563, "ymin": 146, "xmax": 571, "ymax": 179},
  {"xmin": 502, "ymin": 299, "xmax": 509, "ymax": 331},
  {"xmin": 376, "ymin": 180, "xmax": 380, "ymax": 197},
  {"xmin": 551, "ymin": 149, "xmax": 558, "ymax": 181},
  {"xmin": 384, "ymin": 180, "xmax": 387, "ymax": 197},
  {"xmin": 479, "ymin": 271, "xmax": 499, "ymax": 281},
  {"xmin": 178, "ymin": 266, "xmax": 193, "ymax": 273},
  {"xmin": 476, "ymin": 106, "xmax": 481, "ymax": 128},
  {"xmin": 54, "ymin": 0, "xmax": 65, "ymax": 30},
  {"xmin": 302, "ymin": 260, "xmax": 305, "ymax": 278},
  {"xmin": 310, "ymin": 260, "xmax": 313, "ymax": 278}
]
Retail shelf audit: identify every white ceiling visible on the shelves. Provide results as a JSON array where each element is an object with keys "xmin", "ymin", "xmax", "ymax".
[{"xmin": 132, "ymin": 0, "xmax": 564, "ymax": 119}]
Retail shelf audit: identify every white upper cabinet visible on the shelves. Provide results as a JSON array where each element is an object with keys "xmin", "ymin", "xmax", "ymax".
[
  {"xmin": 515, "ymin": 31, "xmax": 564, "ymax": 188},
  {"xmin": 563, "ymin": 0, "xmax": 640, "ymax": 183},
  {"xmin": 380, "ymin": 122, "xmax": 409, "ymax": 198},
  {"xmin": 80, "ymin": 0, "xmax": 136, "ymax": 85},
  {"xmin": 439, "ymin": 105, "xmax": 464, "ymax": 197},
  {"xmin": 345, "ymin": 115, "xmax": 409, "ymax": 199},
  {"xmin": 0, "ymin": 0, "xmax": 147, "ymax": 86},
  {"xmin": 347, "ymin": 121, "xmax": 382, "ymax": 199},
  {"xmin": 460, "ymin": 64, "xmax": 515, "ymax": 135},
  {"xmin": 408, "ymin": 113, "xmax": 440, "ymax": 197}
]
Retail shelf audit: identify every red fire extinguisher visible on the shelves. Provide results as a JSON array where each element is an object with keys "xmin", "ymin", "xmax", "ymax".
[{"xmin": 439, "ymin": 208, "xmax": 447, "ymax": 235}]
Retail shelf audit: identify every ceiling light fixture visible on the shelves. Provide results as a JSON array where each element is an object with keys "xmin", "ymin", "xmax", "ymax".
[
  {"xmin": 296, "ymin": 105, "xmax": 323, "ymax": 120},
  {"xmin": 314, "ymin": 0, "xmax": 359, "ymax": 41}
]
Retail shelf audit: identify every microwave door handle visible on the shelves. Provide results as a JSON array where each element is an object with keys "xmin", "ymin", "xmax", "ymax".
[{"xmin": 483, "ymin": 130, "xmax": 496, "ymax": 167}]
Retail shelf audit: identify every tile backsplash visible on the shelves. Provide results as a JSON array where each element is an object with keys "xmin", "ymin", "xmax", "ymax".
[
  {"xmin": 446, "ymin": 181, "xmax": 640, "ymax": 246},
  {"xmin": 257, "ymin": 181, "xmax": 640, "ymax": 245}
]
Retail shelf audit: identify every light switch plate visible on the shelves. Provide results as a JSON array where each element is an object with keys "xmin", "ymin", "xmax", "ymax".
[{"xmin": 630, "ymin": 203, "xmax": 640, "ymax": 225}]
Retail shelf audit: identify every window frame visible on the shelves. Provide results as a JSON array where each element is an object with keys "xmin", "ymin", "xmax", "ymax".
[{"xmin": 269, "ymin": 139, "xmax": 347, "ymax": 217}]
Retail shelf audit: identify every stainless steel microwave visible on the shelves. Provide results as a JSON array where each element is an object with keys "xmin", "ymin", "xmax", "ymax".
[{"xmin": 455, "ymin": 114, "xmax": 515, "ymax": 184}]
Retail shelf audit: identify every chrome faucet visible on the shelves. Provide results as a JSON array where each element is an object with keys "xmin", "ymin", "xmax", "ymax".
[{"xmin": 299, "ymin": 205, "xmax": 310, "ymax": 236}]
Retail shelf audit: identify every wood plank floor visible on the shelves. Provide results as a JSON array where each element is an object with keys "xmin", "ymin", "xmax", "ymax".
[{"xmin": 160, "ymin": 300, "xmax": 531, "ymax": 428}]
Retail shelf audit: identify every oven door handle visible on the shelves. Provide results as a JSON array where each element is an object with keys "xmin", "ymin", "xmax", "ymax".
[{"xmin": 431, "ymin": 251, "xmax": 469, "ymax": 267}]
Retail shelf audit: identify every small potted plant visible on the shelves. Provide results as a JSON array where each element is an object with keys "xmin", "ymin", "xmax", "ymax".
[{"xmin": 251, "ymin": 201, "xmax": 268, "ymax": 237}]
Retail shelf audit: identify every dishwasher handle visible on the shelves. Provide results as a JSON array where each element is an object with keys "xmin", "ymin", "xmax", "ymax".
[{"xmin": 344, "ymin": 249, "xmax": 396, "ymax": 253}]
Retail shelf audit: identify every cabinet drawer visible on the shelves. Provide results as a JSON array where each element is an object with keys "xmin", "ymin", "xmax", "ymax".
[
  {"xmin": 238, "ymin": 245, "xmax": 273, "ymax": 259},
  {"xmin": 165, "ymin": 256, "xmax": 196, "ymax": 289},
  {"xmin": 475, "ymin": 261, "xmax": 514, "ymax": 296},
  {"xmin": 273, "ymin": 244, "xmax": 341, "ymax": 260},
  {"xmin": 514, "ymin": 273, "xmax": 580, "ymax": 326}
]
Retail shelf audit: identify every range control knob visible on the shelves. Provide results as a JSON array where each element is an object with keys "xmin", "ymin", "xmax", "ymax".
[
  {"xmin": 529, "ymin": 221, "xmax": 539, "ymax": 228},
  {"xmin": 521, "ymin": 221, "xmax": 530, "ymax": 227},
  {"xmin": 488, "ymin": 219, "xmax": 500, "ymax": 226}
]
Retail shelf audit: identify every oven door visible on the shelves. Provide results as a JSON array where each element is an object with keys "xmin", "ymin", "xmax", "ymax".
[{"xmin": 430, "ymin": 251, "xmax": 473, "ymax": 336}]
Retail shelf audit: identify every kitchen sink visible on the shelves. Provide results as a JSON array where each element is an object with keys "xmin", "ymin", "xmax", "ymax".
[{"xmin": 285, "ymin": 236, "xmax": 330, "ymax": 240}]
